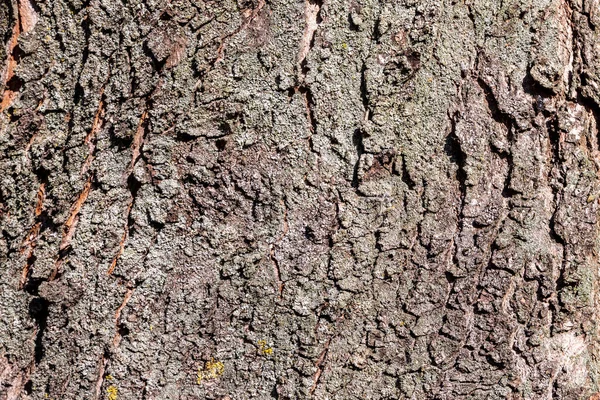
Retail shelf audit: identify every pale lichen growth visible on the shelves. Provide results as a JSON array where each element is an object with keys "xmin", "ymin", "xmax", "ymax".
[{"xmin": 197, "ymin": 358, "xmax": 225, "ymax": 384}]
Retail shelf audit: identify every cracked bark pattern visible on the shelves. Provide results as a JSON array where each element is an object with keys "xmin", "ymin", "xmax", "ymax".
[{"xmin": 2, "ymin": 0, "xmax": 600, "ymax": 399}]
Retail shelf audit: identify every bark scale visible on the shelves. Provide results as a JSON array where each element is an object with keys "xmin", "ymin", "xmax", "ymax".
[{"xmin": 1, "ymin": 0, "xmax": 600, "ymax": 399}]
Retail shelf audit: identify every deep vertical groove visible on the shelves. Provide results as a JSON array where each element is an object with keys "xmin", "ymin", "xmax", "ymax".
[{"xmin": 351, "ymin": 129, "xmax": 364, "ymax": 188}]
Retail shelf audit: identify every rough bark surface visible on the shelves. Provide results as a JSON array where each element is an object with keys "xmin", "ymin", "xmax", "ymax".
[{"xmin": 2, "ymin": 0, "xmax": 600, "ymax": 399}]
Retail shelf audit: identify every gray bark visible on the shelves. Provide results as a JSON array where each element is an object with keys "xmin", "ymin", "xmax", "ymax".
[{"xmin": 1, "ymin": 0, "xmax": 600, "ymax": 399}]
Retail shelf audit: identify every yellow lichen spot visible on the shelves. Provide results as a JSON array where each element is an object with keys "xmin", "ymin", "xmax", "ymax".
[
  {"xmin": 106, "ymin": 374, "xmax": 113, "ymax": 381},
  {"xmin": 258, "ymin": 340, "xmax": 273, "ymax": 356},
  {"xmin": 197, "ymin": 358, "xmax": 225, "ymax": 384},
  {"xmin": 341, "ymin": 42, "xmax": 348, "ymax": 50},
  {"xmin": 107, "ymin": 385, "xmax": 118, "ymax": 400},
  {"xmin": 150, "ymin": 325, "xmax": 153, "ymax": 331},
  {"xmin": 587, "ymin": 194, "xmax": 596, "ymax": 203},
  {"xmin": 263, "ymin": 347, "xmax": 273, "ymax": 356}
]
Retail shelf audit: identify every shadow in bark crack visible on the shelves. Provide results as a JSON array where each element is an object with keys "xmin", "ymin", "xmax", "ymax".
[
  {"xmin": 352, "ymin": 128, "xmax": 364, "ymax": 188},
  {"xmin": 28, "ymin": 297, "xmax": 49, "ymax": 364}
]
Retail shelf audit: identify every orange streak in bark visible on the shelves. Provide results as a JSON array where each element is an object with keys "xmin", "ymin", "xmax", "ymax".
[
  {"xmin": 309, "ymin": 338, "xmax": 331, "ymax": 395},
  {"xmin": 47, "ymin": 177, "xmax": 93, "ymax": 281},
  {"xmin": 0, "ymin": 23, "xmax": 20, "ymax": 113},
  {"xmin": 94, "ymin": 355, "xmax": 107, "ymax": 400},
  {"xmin": 59, "ymin": 176, "xmax": 92, "ymax": 251},
  {"xmin": 128, "ymin": 110, "xmax": 148, "ymax": 173},
  {"xmin": 107, "ymin": 202, "xmax": 133, "ymax": 275},
  {"xmin": 19, "ymin": 223, "xmax": 40, "ymax": 288},
  {"xmin": 0, "ymin": 0, "xmax": 37, "ymax": 113},
  {"xmin": 108, "ymin": 110, "xmax": 147, "ymax": 275},
  {"xmin": 93, "ymin": 287, "xmax": 133, "ymax": 398},
  {"xmin": 34, "ymin": 182, "xmax": 45, "ymax": 216},
  {"xmin": 18, "ymin": 182, "xmax": 45, "ymax": 288},
  {"xmin": 112, "ymin": 288, "xmax": 133, "ymax": 347}
]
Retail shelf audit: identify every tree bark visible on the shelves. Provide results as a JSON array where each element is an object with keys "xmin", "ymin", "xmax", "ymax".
[{"xmin": 1, "ymin": 0, "xmax": 600, "ymax": 399}]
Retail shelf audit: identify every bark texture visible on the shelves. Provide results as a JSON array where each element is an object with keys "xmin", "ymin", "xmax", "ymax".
[{"xmin": 2, "ymin": 0, "xmax": 600, "ymax": 399}]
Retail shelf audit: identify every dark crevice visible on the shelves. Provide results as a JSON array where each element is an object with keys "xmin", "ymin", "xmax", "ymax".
[
  {"xmin": 445, "ymin": 111, "xmax": 467, "ymax": 207},
  {"xmin": 576, "ymin": 90, "xmax": 600, "ymax": 150},
  {"xmin": 360, "ymin": 61, "xmax": 371, "ymax": 121},
  {"xmin": 23, "ymin": 276, "xmax": 44, "ymax": 296},
  {"xmin": 57, "ymin": 244, "xmax": 71, "ymax": 260},
  {"xmin": 298, "ymin": 86, "xmax": 318, "ymax": 135},
  {"xmin": 74, "ymin": 82, "xmax": 85, "ymax": 105},
  {"xmin": 348, "ymin": 13, "xmax": 359, "ymax": 31},
  {"xmin": 75, "ymin": 16, "xmax": 92, "ymax": 105},
  {"xmin": 374, "ymin": 230, "xmax": 382, "ymax": 252},
  {"xmin": 446, "ymin": 111, "xmax": 467, "ymax": 284},
  {"xmin": 555, "ymin": 270, "xmax": 574, "ymax": 295},
  {"xmin": 21, "ymin": 167, "xmax": 53, "ymax": 294},
  {"xmin": 477, "ymin": 79, "xmax": 519, "ymax": 198},
  {"xmin": 5, "ymin": 74, "xmax": 23, "ymax": 94},
  {"xmin": 215, "ymin": 138, "xmax": 227, "ymax": 151},
  {"xmin": 309, "ymin": 0, "xmax": 323, "ymax": 24},
  {"xmin": 117, "ymin": 323, "xmax": 130, "ymax": 337},
  {"xmin": 484, "ymin": 354, "xmax": 505, "ymax": 369},
  {"xmin": 270, "ymin": 385, "xmax": 279, "ymax": 399},
  {"xmin": 501, "ymin": 172, "xmax": 519, "ymax": 198},
  {"xmin": 3, "ymin": 1, "xmax": 17, "ymax": 45},
  {"xmin": 522, "ymin": 69, "xmax": 556, "ymax": 98},
  {"xmin": 159, "ymin": 11, "xmax": 173, "ymax": 21},
  {"xmin": 175, "ymin": 130, "xmax": 198, "ymax": 142},
  {"xmin": 24, "ymin": 380, "xmax": 33, "ymax": 394},
  {"xmin": 579, "ymin": 8, "xmax": 596, "ymax": 32},
  {"xmin": 492, "ymin": 140, "xmax": 517, "ymax": 198},
  {"xmin": 445, "ymin": 271, "xmax": 457, "ymax": 284},
  {"xmin": 466, "ymin": 4, "xmax": 476, "ymax": 29},
  {"xmin": 11, "ymin": 44, "xmax": 25, "ymax": 63},
  {"xmin": 477, "ymin": 78, "xmax": 513, "ymax": 130},
  {"xmin": 108, "ymin": 126, "xmax": 133, "ymax": 150},
  {"xmin": 28, "ymin": 297, "xmax": 49, "ymax": 364},
  {"xmin": 38, "ymin": 213, "xmax": 57, "ymax": 234},
  {"xmin": 352, "ymin": 129, "xmax": 365, "ymax": 188},
  {"xmin": 372, "ymin": 16, "xmax": 382, "ymax": 44},
  {"xmin": 147, "ymin": 209, "xmax": 165, "ymax": 231},
  {"xmin": 142, "ymin": 41, "xmax": 166, "ymax": 73},
  {"xmin": 545, "ymin": 103, "xmax": 567, "ymax": 318},
  {"xmin": 55, "ymin": 32, "xmax": 66, "ymax": 52},
  {"xmin": 400, "ymin": 154, "xmax": 416, "ymax": 189},
  {"xmin": 304, "ymin": 226, "xmax": 316, "ymax": 241},
  {"xmin": 546, "ymin": 114, "xmax": 561, "ymax": 167},
  {"xmin": 126, "ymin": 174, "xmax": 142, "ymax": 237}
]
